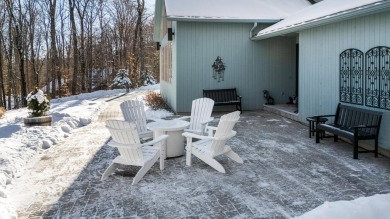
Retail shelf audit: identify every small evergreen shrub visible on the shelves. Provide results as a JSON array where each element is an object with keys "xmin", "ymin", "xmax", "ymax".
[
  {"xmin": 140, "ymin": 72, "xmax": 157, "ymax": 86},
  {"xmin": 144, "ymin": 91, "xmax": 170, "ymax": 111},
  {"xmin": 26, "ymin": 87, "xmax": 50, "ymax": 117},
  {"xmin": 112, "ymin": 69, "xmax": 132, "ymax": 89}
]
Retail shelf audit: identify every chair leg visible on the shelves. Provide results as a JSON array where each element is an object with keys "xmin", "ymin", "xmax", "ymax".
[
  {"xmin": 316, "ymin": 128, "xmax": 320, "ymax": 143},
  {"xmin": 200, "ymin": 157, "xmax": 226, "ymax": 173},
  {"xmin": 101, "ymin": 163, "xmax": 117, "ymax": 181},
  {"xmin": 159, "ymin": 142, "xmax": 166, "ymax": 170},
  {"xmin": 334, "ymin": 135, "xmax": 338, "ymax": 142},
  {"xmin": 353, "ymin": 138, "xmax": 358, "ymax": 159},
  {"xmin": 225, "ymin": 150, "xmax": 243, "ymax": 164},
  {"xmin": 132, "ymin": 161, "xmax": 155, "ymax": 185},
  {"xmin": 375, "ymin": 138, "xmax": 379, "ymax": 158},
  {"xmin": 186, "ymin": 138, "xmax": 193, "ymax": 166}
]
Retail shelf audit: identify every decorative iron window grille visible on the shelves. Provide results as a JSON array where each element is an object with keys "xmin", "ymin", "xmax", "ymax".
[
  {"xmin": 365, "ymin": 46, "xmax": 390, "ymax": 110},
  {"xmin": 340, "ymin": 49, "xmax": 364, "ymax": 105}
]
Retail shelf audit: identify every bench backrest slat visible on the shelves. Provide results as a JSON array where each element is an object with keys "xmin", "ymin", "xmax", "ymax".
[
  {"xmin": 203, "ymin": 88, "xmax": 237, "ymax": 102},
  {"xmin": 336, "ymin": 103, "xmax": 382, "ymax": 135}
]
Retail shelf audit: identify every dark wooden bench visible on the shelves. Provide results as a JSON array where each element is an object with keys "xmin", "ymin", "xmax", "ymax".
[
  {"xmin": 203, "ymin": 88, "xmax": 242, "ymax": 113},
  {"xmin": 314, "ymin": 103, "xmax": 382, "ymax": 159}
]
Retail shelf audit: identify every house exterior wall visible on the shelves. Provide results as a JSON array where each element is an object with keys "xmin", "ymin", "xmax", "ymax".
[
  {"xmin": 159, "ymin": 22, "xmax": 177, "ymax": 110},
  {"xmin": 298, "ymin": 11, "xmax": 390, "ymax": 150},
  {"xmin": 173, "ymin": 21, "xmax": 297, "ymax": 112}
]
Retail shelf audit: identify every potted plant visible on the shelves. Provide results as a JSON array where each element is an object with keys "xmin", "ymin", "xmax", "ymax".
[{"xmin": 24, "ymin": 87, "xmax": 52, "ymax": 126}]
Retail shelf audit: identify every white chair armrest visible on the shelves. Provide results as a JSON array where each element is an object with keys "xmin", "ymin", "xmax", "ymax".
[
  {"xmin": 107, "ymin": 140, "xmax": 141, "ymax": 149},
  {"xmin": 182, "ymin": 132, "xmax": 214, "ymax": 140},
  {"xmin": 206, "ymin": 126, "xmax": 217, "ymax": 131},
  {"xmin": 176, "ymin": 116, "xmax": 190, "ymax": 120},
  {"xmin": 200, "ymin": 117, "xmax": 214, "ymax": 125},
  {"xmin": 141, "ymin": 135, "xmax": 169, "ymax": 146}
]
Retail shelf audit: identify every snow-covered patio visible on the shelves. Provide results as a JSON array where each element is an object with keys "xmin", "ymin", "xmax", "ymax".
[{"xmin": 2, "ymin": 85, "xmax": 390, "ymax": 218}]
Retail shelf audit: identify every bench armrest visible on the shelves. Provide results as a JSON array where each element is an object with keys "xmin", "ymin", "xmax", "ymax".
[{"xmin": 313, "ymin": 114, "xmax": 335, "ymax": 118}]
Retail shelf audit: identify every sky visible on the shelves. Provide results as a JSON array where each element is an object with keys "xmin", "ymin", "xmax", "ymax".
[{"xmin": 1, "ymin": 84, "xmax": 389, "ymax": 218}]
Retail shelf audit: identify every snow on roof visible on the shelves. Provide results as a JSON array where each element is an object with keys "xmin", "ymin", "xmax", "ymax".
[
  {"xmin": 256, "ymin": 0, "xmax": 388, "ymax": 38},
  {"xmin": 164, "ymin": 0, "xmax": 312, "ymax": 22}
]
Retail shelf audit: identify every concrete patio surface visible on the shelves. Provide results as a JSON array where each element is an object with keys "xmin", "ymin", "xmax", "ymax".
[{"xmin": 8, "ymin": 93, "xmax": 390, "ymax": 219}]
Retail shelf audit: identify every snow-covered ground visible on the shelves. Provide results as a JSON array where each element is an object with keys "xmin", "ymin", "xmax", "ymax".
[
  {"xmin": 0, "ymin": 84, "xmax": 172, "ymax": 218},
  {"xmin": 0, "ymin": 84, "xmax": 389, "ymax": 219}
]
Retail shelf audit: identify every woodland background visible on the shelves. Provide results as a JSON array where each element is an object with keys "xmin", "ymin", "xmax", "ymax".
[{"xmin": 0, "ymin": 0, "xmax": 158, "ymax": 109}]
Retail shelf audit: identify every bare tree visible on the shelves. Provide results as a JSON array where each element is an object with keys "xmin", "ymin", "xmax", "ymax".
[
  {"xmin": 6, "ymin": 0, "xmax": 28, "ymax": 107},
  {"xmin": 69, "ymin": 0, "xmax": 78, "ymax": 95}
]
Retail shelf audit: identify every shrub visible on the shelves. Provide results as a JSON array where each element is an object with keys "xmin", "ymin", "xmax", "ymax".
[
  {"xmin": 112, "ymin": 69, "xmax": 131, "ymax": 88},
  {"xmin": 0, "ymin": 107, "xmax": 5, "ymax": 118},
  {"xmin": 144, "ymin": 91, "xmax": 170, "ymax": 111},
  {"xmin": 26, "ymin": 87, "xmax": 50, "ymax": 117}
]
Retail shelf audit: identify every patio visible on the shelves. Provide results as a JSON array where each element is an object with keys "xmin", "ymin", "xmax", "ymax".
[{"xmin": 11, "ymin": 106, "xmax": 390, "ymax": 218}]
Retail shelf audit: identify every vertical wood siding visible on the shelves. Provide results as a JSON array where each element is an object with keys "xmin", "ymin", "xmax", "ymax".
[
  {"xmin": 299, "ymin": 11, "xmax": 390, "ymax": 150},
  {"xmin": 174, "ymin": 22, "xmax": 296, "ymax": 112}
]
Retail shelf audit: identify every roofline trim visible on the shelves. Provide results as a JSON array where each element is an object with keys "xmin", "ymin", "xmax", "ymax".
[
  {"xmin": 253, "ymin": 1, "xmax": 390, "ymax": 40},
  {"xmin": 167, "ymin": 16, "xmax": 281, "ymax": 23}
]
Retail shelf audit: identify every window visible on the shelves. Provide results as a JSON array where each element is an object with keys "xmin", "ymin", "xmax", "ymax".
[
  {"xmin": 339, "ymin": 49, "xmax": 364, "ymax": 105},
  {"xmin": 161, "ymin": 42, "xmax": 172, "ymax": 83},
  {"xmin": 365, "ymin": 46, "xmax": 390, "ymax": 110}
]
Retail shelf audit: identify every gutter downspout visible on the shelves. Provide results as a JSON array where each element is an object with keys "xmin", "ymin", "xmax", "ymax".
[{"xmin": 249, "ymin": 22, "xmax": 257, "ymax": 40}]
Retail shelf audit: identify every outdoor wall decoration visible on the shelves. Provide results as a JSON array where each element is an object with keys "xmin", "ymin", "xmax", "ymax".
[
  {"xmin": 212, "ymin": 56, "xmax": 226, "ymax": 82},
  {"xmin": 339, "ymin": 48, "xmax": 364, "ymax": 105},
  {"xmin": 365, "ymin": 46, "xmax": 390, "ymax": 110},
  {"xmin": 339, "ymin": 46, "xmax": 390, "ymax": 110}
]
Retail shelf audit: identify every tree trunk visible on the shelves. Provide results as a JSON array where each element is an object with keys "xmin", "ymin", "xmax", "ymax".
[
  {"xmin": 0, "ymin": 35, "xmax": 5, "ymax": 107},
  {"xmin": 69, "ymin": 0, "xmax": 78, "ymax": 95},
  {"xmin": 49, "ymin": 0, "xmax": 59, "ymax": 98}
]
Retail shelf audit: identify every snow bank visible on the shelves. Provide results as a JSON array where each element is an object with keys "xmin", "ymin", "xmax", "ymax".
[
  {"xmin": 295, "ymin": 193, "xmax": 390, "ymax": 219},
  {"xmin": 0, "ymin": 85, "xmax": 164, "ymax": 218}
]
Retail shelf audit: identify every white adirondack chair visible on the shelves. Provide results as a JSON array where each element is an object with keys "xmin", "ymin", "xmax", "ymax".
[
  {"xmin": 183, "ymin": 111, "xmax": 243, "ymax": 173},
  {"xmin": 179, "ymin": 98, "xmax": 214, "ymax": 136},
  {"xmin": 120, "ymin": 100, "xmax": 153, "ymax": 140},
  {"xmin": 102, "ymin": 120, "xmax": 168, "ymax": 185}
]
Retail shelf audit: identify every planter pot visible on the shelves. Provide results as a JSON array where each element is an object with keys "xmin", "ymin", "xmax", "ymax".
[{"xmin": 24, "ymin": 115, "xmax": 52, "ymax": 127}]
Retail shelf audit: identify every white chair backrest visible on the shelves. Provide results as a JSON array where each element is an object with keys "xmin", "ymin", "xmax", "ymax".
[
  {"xmin": 105, "ymin": 120, "xmax": 144, "ymax": 164},
  {"xmin": 189, "ymin": 98, "xmax": 214, "ymax": 132},
  {"xmin": 120, "ymin": 100, "xmax": 148, "ymax": 134},
  {"xmin": 210, "ymin": 111, "xmax": 240, "ymax": 156}
]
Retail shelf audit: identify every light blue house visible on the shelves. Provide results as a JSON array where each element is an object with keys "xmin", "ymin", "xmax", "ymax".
[
  {"xmin": 253, "ymin": 0, "xmax": 390, "ymax": 153},
  {"xmin": 154, "ymin": 0, "xmax": 390, "ymax": 153},
  {"xmin": 153, "ymin": 0, "xmax": 311, "ymax": 112}
]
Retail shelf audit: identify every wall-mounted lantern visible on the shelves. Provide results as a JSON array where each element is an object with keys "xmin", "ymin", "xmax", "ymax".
[
  {"xmin": 211, "ymin": 56, "xmax": 226, "ymax": 82},
  {"xmin": 168, "ymin": 28, "xmax": 175, "ymax": 41}
]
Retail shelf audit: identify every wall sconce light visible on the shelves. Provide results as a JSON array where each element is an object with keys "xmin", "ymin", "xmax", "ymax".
[
  {"xmin": 156, "ymin": 42, "xmax": 161, "ymax": 50},
  {"xmin": 168, "ymin": 28, "xmax": 175, "ymax": 41}
]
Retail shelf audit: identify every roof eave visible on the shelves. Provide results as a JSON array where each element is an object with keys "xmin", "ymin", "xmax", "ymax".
[
  {"xmin": 167, "ymin": 16, "xmax": 281, "ymax": 23},
  {"xmin": 253, "ymin": 1, "xmax": 390, "ymax": 40},
  {"xmin": 153, "ymin": 0, "xmax": 164, "ymax": 42}
]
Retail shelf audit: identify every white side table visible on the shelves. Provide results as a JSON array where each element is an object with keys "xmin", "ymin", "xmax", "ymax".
[{"xmin": 147, "ymin": 119, "xmax": 190, "ymax": 159}]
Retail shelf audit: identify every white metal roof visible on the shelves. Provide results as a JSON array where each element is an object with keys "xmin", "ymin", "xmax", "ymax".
[
  {"xmin": 255, "ymin": 0, "xmax": 389, "ymax": 39},
  {"xmin": 164, "ymin": 0, "xmax": 312, "ymax": 22}
]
